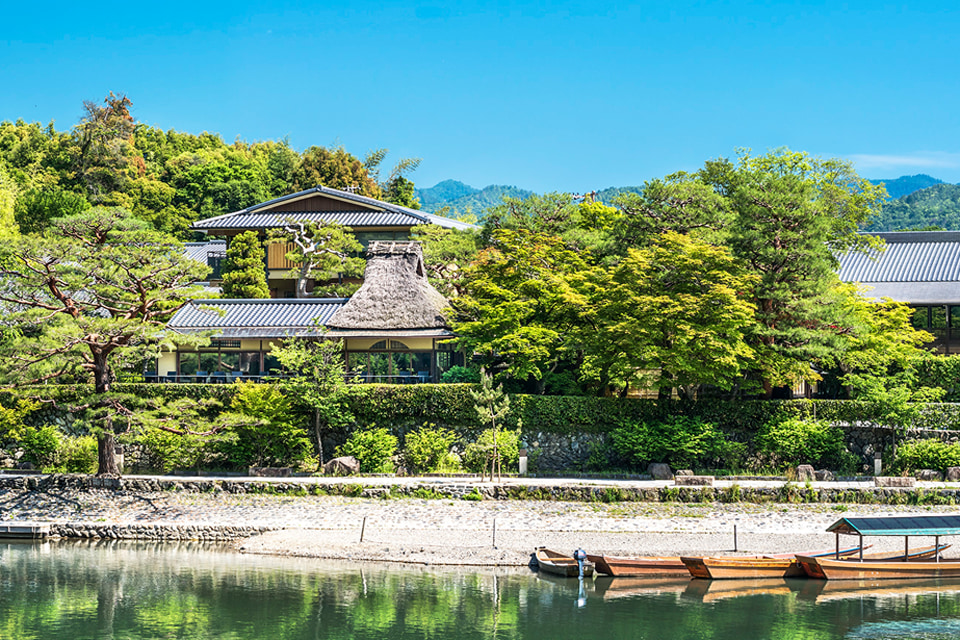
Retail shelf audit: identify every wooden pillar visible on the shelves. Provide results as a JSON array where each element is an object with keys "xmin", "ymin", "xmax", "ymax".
[{"xmin": 835, "ymin": 532, "xmax": 839, "ymax": 559}]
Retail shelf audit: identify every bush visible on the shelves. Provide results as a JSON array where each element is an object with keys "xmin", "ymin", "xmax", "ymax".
[
  {"xmin": 134, "ymin": 427, "xmax": 208, "ymax": 474},
  {"xmin": 58, "ymin": 435, "xmax": 98, "ymax": 473},
  {"xmin": 609, "ymin": 416, "xmax": 743, "ymax": 471},
  {"xmin": 463, "ymin": 428, "xmax": 520, "ymax": 473},
  {"xmin": 337, "ymin": 428, "xmax": 398, "ymax": 473},
  {"xmin": 212, "ymin": 382, "xmax": 315, "ymax": 469},
  {"xmin": 755, "ymin": 418, "xmax": 856, "ymax": 472},
  {"xmin": 440, "ymin": 366, "xmax": 481, "ymax": 384},
  {"xmin": 19, "ymin": 425, "xmax": 61, "ymax": 469},
  {"xmin": 403, "ymin": 427, "xmax": 460, "ymax": 474},
  {"xmin": 895, "ymin": 439, "xmax": 960, "ymax": 475}
]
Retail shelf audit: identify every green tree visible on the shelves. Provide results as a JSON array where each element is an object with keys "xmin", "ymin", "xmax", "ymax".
[
  {"xmin": 269, "ymin": 220, "xmax": 364, "ymax": 298},
  {"xmin": 410, "ymin": 224, "xmax": 481, "ymax": 297},
  {"xmin": 0, "ymin": 208, "xmax": 209, "ymax": 475},
  {"xmin": 470, "ymin": 368, "xmax": 512, "ymax": 482},
  {"xmin": 0, "ymin": 163, "xmax": 18, "ymax": 238},
  {"xmin": 270, "ymin": 334, "xmax": 353, "ymax": 467},
  {"xmin": 294, "ymin": 145, "xmax": 380, "ymax": 196},
  {"xmin": 221, "ymin": 230, "xmax": 269, "ymax": 298},
  {"xmin": 701, "ymin": 149, "xmax": 886, "ymax": 395},
  {"xmin": 451, "ymin": 229, "xmax": 590, "ymax": 390},
  {"xmin": 580, "ymin": 232, "xmax": 758, "ymax": 398},
  {"xmin": 13, "ymin": 186, "xmax": 89, "ymax": 235},
  {"xmin": 71, "ymin": 92, "xmax": 142, "ymax": 203}
]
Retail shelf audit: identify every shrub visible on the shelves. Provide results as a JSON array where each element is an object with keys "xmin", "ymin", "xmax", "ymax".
[
  {"xmin": 440, "ymin": 366, "xmax": 481, "ymax": 384},
  {"xmin": 403, "ymin": 427, "xmax": 460, "ymax": 474},
  {"xmin": 58, "ymin": 435, "xmax": 98, "ymax": 473},
  {"xmin": 755, "ymin": 418, "xmax": 856, "ymax": 472},
  {"xmin": 895, "ymin": 439, "xmax": 960, "ymax": 475},
  {"xmin": 337, "ymin": 428, "xmax": 398, "ymax": 473},
  {"xmin": 134, "ymin": 427, "xmax": 208, "ymax": 474},
  {"xmin": 212, "ymin": 382, "xmax": 314, "ymax": 469},
  {"xmin": 463, "ymin": 428, "xmax": 520, "ymax": 473},
  {"xmin": 19, "ymin": 425, "xmax": 61, "ymax": 469},
  {"xmin": 609, "ymin": 416, "xmax": 743, "ymax": 471}
]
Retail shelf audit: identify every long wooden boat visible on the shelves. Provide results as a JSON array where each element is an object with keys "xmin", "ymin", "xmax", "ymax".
[
  {"xmin": 586, "ymin": 554, "xmax": 690, "ymax": 577},
  {"xmin": 535, "ymin": 548, "xmax": 594, "ymax": 578},
  {"xmin": 798, "ymin": 544, "xmax": 956, "ymax": 580},
  {"xmin": 681, "ymin": 545, "xmax": 870, "ymax": 579}
]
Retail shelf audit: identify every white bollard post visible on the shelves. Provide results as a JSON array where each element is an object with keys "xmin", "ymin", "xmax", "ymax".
[{"xmin": 519, "ymin": 448, "xmax": 528, "ymax": 475}]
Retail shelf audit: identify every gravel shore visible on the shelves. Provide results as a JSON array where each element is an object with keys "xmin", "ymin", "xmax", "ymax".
[{"xmin": 3, "ymin": 482, "xmax": 957, "ymax": 565}]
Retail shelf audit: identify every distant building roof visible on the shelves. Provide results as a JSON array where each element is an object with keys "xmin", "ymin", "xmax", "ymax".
[
  {"xmin": 183, "ymin": 239, "xmax": 226, "ymax": 263},
  {"xmin": 838, "ymin": 232, "xmax": 960, "ymax": 304},
  {"xmin": 191, "ymin": 185, "xmax": 476, "ymax": 233},
  {"xmin": 828, "ymin": 515, "xmax": 960, "ymax": 537}
]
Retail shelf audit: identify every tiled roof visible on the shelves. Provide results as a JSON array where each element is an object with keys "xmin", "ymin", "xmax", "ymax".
[
  {"xmin": 191, "ymin": 185, "xmax": 476, "ymax": 232},
  {"xmin": 183, "ymin": 240, "xmax": 226, "ymax": 262},
  {"xmin": 839, "ymin": 232, "xmax": 960, "ymax": 283},
  {"xmin": 168, "ymin": 299, "xmax": 347, "ymax": 338}
]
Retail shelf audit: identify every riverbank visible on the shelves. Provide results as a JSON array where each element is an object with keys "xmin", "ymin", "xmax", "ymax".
[{"xmin": 2, "ymin": 473, "xmax": 959, "ymax": 565}]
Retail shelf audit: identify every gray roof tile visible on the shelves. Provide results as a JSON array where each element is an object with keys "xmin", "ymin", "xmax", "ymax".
[{"xmin": 169, "ymin": 299, "xmax": 347, "ymax": 338}]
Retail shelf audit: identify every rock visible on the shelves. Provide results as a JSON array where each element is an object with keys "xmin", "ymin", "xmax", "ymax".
[
  {"xmin": 17, "ymin": 461, "xmax": 35, "ymax": 470},
  {"xmin": 875, "ymin": 476, "xmax": 915, "ymax": 488},
  {"xmin": 795, "ymin": 465, "xmax": 815, "ymax": 481},
  {"xmin": 647, "ymin": 463, "xmax": 673, "ymax": 480},
  {"xmin": 916, "ymin": 469, "xmax": 943, "ymax": 482},
  {"xmin": 675, "ymin": 475, "xmax": 713, "ymax": 486},
  {"xmin": 323, "ymin": 456, "xmax": 360, "ymax": 476},
  {"xmin": 947, "ymin": 467, "xmax": 960, "ymax": 482},
  {"xmin": 676, "ymin": 470, "xmax": 694, "ymax": 477},
  {"xmin": 814, "ymin": 469, "xmax": 835, "ymax": 482}
]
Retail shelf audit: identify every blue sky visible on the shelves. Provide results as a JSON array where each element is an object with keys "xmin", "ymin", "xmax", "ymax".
[{"xmin": 2, "ymin": 1, "xmax": 958, "ymax": 192}]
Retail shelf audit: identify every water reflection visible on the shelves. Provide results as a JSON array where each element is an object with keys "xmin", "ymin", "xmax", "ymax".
[{"xmin": 2, "ymin": 541, "xmax": 960, "ymax": 639}]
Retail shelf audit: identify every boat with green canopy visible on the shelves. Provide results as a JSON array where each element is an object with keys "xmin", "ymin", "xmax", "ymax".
[{"xmin": 798, "ymin": 515, "xmax": 960, "ymax": 580}]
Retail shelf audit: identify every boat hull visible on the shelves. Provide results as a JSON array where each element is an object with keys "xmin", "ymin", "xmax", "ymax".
[
  {"xmin": 681, "ymin": 556, "xmax": 803, "ymax": 580},
  {"xmin": 586, "ymin": 554, "xmax": 689, "ymax": 577},
  {"xmin": 799, "ymin": 557, "xmax": 960, "ymax": 580},
  {"xmin": 536, "ymin": 549, "xmax": 594, "ymax": 578}
]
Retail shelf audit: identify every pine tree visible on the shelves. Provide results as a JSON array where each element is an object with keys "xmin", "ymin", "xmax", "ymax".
[
  {"xmin": 470, "ymin": 368, "xmax": 511, "ymax": 482},
  {"xmin": 221, "ymin": 230, "xmax": 269, "ymax": 298}
]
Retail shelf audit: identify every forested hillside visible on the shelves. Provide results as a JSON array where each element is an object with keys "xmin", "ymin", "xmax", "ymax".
[
  {"xmin": 865, "ymin": 183, "xmax": 960, "ymax": 231},
  {"xmin": 415, "ymin": 182, "xmax": 534, "ymax": 215},
  {"xmin": 869, "ymin": 174, "xmax": 943, "ymax": 199},
  {"xmin": 0, "ymin": 94, "xmax": 420, "ymax": 239}
]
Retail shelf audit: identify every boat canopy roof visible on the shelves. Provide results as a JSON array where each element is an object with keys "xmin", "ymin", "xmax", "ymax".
[{"xmin": 827, "ymin": 515, "xmax": 960, "ymax": 537}]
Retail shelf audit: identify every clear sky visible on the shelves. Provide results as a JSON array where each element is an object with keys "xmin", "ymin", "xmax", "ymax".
[{"xmin": 2, "ymin": 0, "xmax": 958, "ymax": 192}]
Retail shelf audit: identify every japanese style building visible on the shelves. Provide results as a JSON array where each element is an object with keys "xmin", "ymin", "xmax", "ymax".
[
  {"xmin": 162, "ymin": 241, "xmax": 463, "ymax": 383},
  {"xmin": 189, "ymin": 184, "xmax": 473, "ymax": 298},
  {"xmin": 838, "ymin": 231, "xmax": 960, "ymax": 354}
]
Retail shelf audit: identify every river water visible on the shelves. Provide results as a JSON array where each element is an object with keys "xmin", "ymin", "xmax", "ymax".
[{"xmin": 3, "ymin": 541, "xmax": 960, "ymax": 639}]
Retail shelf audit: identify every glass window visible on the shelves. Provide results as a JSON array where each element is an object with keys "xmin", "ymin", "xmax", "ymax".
[
  {"xmin": 178, "ymin": 353, "xmax": 198, "ymax": 376},
  {"xmin": 348, "ymin": 352, "xmax": 367, "ymax": 373},
  {"xmin": 911, "ymin": 307, "xmax": 929, "ymax": 329},
  {"xmin": 950, "ymin": 307, "xmax": 960, "ymax": 329},
  {"xmin": 370, "ymin": 340, "xmax": 387, "ymax": 350},
  {"xmin": 437, "ymin": 351, "xmax": 452, "ymax": 374},
  {"xmin": 264, "ymin": 353, "xmax": 282, "ymax": 374},
  {"xmin": 220, "ymin": 352, "xmax": 240, "ymax": 373},
  {"xmin": 240, "ymin": 352, "xmax": 261, "ymax": 375},
  {"xmin": 392, "ymin": 352, "xmax": 413, "ymax": 376},
  {"xmin": 199, "ymin": 353, "xmax": 219, "ymax": 373},
  {"xmin": 368, "ymin": 353, "xmax": 390, "ymax": 377},
  {"xmin": 390, "ymin": 340, "xmax": 410, "ymax": 350},
  {"xmin": 932, "ymin": 306, "xmax": 948, "ymax": 329}
]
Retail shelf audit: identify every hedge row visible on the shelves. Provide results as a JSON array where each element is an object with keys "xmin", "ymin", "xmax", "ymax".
[{"xmin": 8, "ymin": 383, "xmax": 960, "ymax": 435}]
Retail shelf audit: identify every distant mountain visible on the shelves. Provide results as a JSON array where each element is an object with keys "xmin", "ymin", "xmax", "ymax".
[
  {"xmin": 865, "ymin": 183, "xmax": 960, "ymax": 231},
  {"xmin": 414, "ymin": 181, "xmax": 644, "ymax": 216},
  {"xmin": 415, "ymin": 182, "xmax": 535, "ymax": 215},
  {"xmin": 869, "ymin": 174, "xmax": 943, "ymax": 200}
]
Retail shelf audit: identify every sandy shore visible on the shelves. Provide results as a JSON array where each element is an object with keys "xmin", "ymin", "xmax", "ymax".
[{"xmin": 2, "ymin": 484, "xmax": 956, "ymax": 565}]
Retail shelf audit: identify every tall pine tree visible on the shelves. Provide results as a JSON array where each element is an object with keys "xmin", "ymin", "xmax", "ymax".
[{"xmin": 221, "ymin": 230, "xmax": 269, "ymax": 299}]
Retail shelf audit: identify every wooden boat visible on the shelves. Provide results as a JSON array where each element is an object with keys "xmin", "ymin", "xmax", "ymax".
[
  {"xmin": 586, "ymin": 554, "xmax": 689, "ymax": 577},
  {"xmin": 535, "ymin": 548, "xmax": 594, "ymax": 578},
  {"xmin": 681, "ymin": 545, "xmax": 870, "ymax": 579},
  {"xmin": 798, "ymin": 544, "xmax": 956, "ymax": 580}
]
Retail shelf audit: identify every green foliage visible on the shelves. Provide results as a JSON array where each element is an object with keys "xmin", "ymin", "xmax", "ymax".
[
  {"xmin": 14, "ymin": 187, "xmax": 90, "ymax": 236},
  {"xmin": 214, "ymin": 382, "xmax": 314, "ymax": 469},
  {"xmin": 755, "ymin": 418, "xmax": 857, "ymax": 472},
  {"xmin": 410, "ymin": 225, "xmax": 481, "ymax": 297},
  {"xmin": 866, "ymin": 183, "xmax": 960, "ymax": 231},
  {"xmin": 440, "ymin": 365, "xmax": 481, "ymax": 384},
  {"xmin": 463, "ymin": 428, "xmax": 521, "ymax": 473},
  {"xmin": 894, "ymin": 439, "xmax": 960, "ymax": 475},
  {"xmin": 337, "ymin": 427, "xmax": 398, "ymax": 473},
  {"xmin": 57, "ymin": 435, "xmax": 98, "ymax": 473},
  {"xmin": 268, "ymin": 220, "xmax": 364, "ymax": 298},
  {"xmin": 221, "ymin": 230, "xmax": 269, "ymax": 298},
  {"xmin": 402, "ymin": 427, "xmax": 460, "ymax": 473},
  {"xmin": 134, "ymin": 427, "xmax": 209, "ymax": 473},
  {"xmin": 18, "ymin": 425, "xmax": 61, "ymax": 468},
  {"xmin": 609, "ymin": 415, "xmax": 742, "ymax": 471}
]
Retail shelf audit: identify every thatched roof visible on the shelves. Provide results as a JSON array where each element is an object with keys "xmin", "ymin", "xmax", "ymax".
[{"xmin": 327, "ymin": 241, "xmax": 450, "ymax": 330}]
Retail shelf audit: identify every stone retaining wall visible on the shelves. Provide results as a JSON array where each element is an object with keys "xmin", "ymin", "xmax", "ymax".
[
  {"xmin": 50, "ymin": 523, "xmax": 273, "ymax": 540},
  {"xmin": 4, "ymin": 473, "xmax": 960, "ymax": 507}
]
